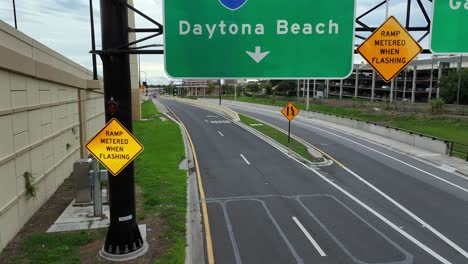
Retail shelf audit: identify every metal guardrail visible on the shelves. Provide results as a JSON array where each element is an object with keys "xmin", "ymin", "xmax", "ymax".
[
  {"xmin": 449, "ymin": 142, "xmax": 468, "ymax": 161},
  {"xmin": 309, "ymin": 110, "xmax": 468, "ymax": 161}
]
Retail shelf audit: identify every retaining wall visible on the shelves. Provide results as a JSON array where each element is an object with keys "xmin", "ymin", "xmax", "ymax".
[{"xmin": 0, "ymin": 20, "xmax": 105, "ymax": 252}]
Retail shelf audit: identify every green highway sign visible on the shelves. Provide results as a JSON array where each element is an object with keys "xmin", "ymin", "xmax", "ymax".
[
  {"xmin": 163, "ymin": 0, "xmax": 356, "ymax": 78},
  {"xmin": 431, "ymin": 0, "xmax": 468, "ymax": 53}
]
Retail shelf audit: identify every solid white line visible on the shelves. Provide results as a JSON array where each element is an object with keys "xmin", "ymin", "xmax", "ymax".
[
  {"xmin": 297, "ymin": 160, "xmax": 451, "ymax": 263},
  {"xmin": 299, "ymin": 122, "xmax": 468, "ymax": 194},
  {"xmin": 341, "ymin": 166, "xmax": 468, "ymax": 260},
  {"xmin": 240, "ymin": 154, "xmax": 251, "ymax": 165},
  {"xmin": 218, "ymin": 131, "xmax": 224, "ymax": 137},
  {"xmin": 292, "ymin": 217, "xmax": 327, "ymax": 257}
]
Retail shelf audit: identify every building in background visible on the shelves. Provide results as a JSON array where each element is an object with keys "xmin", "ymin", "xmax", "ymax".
[{"xmin": 298, "ymin": 56, "xmax": 468, "ymax": 103}]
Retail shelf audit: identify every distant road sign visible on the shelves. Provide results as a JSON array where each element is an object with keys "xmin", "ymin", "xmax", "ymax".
[
  {"xmin": 431, "ymin": 0, "xmax": 468, "ymax": 53},
  {"xmin": 163, "ymin": 0, "xmax": 356, "ymax": 78},
  {"xmin": 86, "ymin": 118, "xmax": 144, "ymax": 176},
  {"xmin": 357, "ymin": 16, "xmax": 422, "ymax": 83},
  {"xmin": 281, "ymin": 103, "xmax": 300, "ymax": 121}
]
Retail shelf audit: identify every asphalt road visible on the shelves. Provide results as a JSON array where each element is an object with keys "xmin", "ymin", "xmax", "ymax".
[{"xmin": 161, "ymin": 98, "xmax": 468, "ymax": 264}]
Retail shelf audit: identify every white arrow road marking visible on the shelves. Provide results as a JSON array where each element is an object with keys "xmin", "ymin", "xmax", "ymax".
[
  {"xmin": 246, "ymin": 46, "xmax": 270, "ymax": 63},
  {"xmin": 292, "ymin": 217, "xmax": 327, "ymax": 257}
]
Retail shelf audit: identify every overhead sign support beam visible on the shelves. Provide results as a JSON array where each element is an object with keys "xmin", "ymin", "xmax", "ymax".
[
  {"xmin": 98, "ymin": 0, "xmax": 147, "ymax": 259},
  {"xmin": 92, "ymin": 0, "xmax": 164, "ymax": 56}
]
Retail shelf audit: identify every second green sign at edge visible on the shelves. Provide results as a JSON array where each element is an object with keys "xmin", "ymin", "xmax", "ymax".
[
  {"xmin": 431, "ymin": 0, "xmax": 468, "ymax": 54},
  {"xmin": 163, "ymin": 0, "xmax": 356, "ymax": 79}
]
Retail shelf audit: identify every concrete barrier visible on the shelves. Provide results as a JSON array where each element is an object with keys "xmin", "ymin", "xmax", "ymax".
[
  {"xmin": 414, "ymin": 135, "xmax": 448, "ymax": 154},
  {"xmin": 388, "ymin": 129, "xmax": 415, "ymax": 146},
  {"xmin": 310, "ymin": 111, "xmax": 448, "ymax": 154}
]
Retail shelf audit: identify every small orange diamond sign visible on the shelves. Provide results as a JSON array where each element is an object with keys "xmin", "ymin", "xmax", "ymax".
[
  {"xmin": 281, "ymin": 103, "xmax": 300, "ymax": 121},
  {"xmin": 86, "ymin": 118, "xmax": 144, "ymax": 176},
  {"xmin": 357, "ymin": 16, "xmax": 422, "ymax": 83}
]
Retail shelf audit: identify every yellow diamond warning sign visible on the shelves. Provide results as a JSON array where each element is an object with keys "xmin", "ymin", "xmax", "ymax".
[
  {"xmin": 86, "ymin": 118, "xmax": 144, "ymax": 176},
  {"xmin": 281, "ymin": 103, "xmax": 300, "ymax": 121},
  {"xmin": 357, "ymin": 16, "xmax": 422, "ymax": 83}
]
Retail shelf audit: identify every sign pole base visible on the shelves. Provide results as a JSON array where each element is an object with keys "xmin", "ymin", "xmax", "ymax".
[{"xmin": 100, "ymin": 223, "xmax": 148, "ymax": 261}]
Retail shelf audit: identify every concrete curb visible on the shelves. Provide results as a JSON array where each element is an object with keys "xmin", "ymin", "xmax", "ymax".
[
  {"xmin": 172, "ymin": 97, "xmax": 240, "ymax": 121},
  {"xmin": 237, "ymin": 112, "xmax": 333, "ymax": 166},
  {"xmin": 180, "ymin": 125, "xmax": 206, "ymax": 264},
  {"xmin": 234, "ymin": 120, "xmax": 332, "ymax": 167}
]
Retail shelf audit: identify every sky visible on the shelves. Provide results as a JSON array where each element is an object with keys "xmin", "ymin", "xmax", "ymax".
[{"xmin": 0, "ymin": 0, "xmax": 432, "ymax": 84}]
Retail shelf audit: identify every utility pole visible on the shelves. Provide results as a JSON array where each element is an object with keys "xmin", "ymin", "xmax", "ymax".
[
  {"xmin": 457, "ymin": 55, "xmax": 463, "ymax": 106},
  {"xmin": 297, "ymin": 80, "xmax": 300, "ymax": 101},
  {"xmin": 98, "ymin": 0, "xmax": 146, "ymax": 260},
  {"xmin": 428, "ymin": 56, "xmax": 434, "ymax": 102},
  {"xmin": 219, "ymin": 79, "xmax": 222, "ymax": 106},
  {"xmin": 306, "ymin": 79, "xmax": 310, "ymax": 111},
  {"xmin": 234, "ymin": 84, "xmax": 237, "ymax": 100}
]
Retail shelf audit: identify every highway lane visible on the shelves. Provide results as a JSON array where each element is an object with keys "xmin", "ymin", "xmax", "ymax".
[
  {"xmin": 160, "ymin": 98, "xmax": 464, "ymax": 263},
  {"xmin": 222, "ymin": 101, "xmax": 468, "ymax": 263}
]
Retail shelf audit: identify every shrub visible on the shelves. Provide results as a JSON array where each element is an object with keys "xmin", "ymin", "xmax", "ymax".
[{"xmin": 431, "ymin": 98, "xmax": 445, "ymax": 114}]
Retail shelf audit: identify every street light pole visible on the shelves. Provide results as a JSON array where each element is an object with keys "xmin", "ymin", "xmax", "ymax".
[
  {"xmin": 12, "ymin": 0, "xmax": 17, "ymax": 29},
  {"xmin": 89, "ymin": 0, "xmax": 98, "ymax": 80}
]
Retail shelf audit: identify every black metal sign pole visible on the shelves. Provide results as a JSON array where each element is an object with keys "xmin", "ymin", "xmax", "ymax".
[
  {"xmin": 99, "ymin": 0, "xmax": 146, "ymax": 259},
  {"xmin": 288, "ymin": 120, "xmax": 291, "ymax": 143}
]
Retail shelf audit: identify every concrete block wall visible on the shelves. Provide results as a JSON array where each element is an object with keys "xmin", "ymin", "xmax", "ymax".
[{"xmin": 0, "ymin": 21, "xmax": 105, "ymax": 252}]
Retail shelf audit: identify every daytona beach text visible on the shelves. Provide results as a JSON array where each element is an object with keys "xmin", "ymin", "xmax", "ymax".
[{"xmin": 178, "ymin": 20, "xmax": 340, "ymax": 39}]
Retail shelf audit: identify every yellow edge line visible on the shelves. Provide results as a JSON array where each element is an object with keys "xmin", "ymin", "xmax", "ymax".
[
  {"xmin": 240, "ymin": 112, "xmax": 346, "ymax": 168},
  {"xmin": 166, "ymin": 106, "xmax": 215, "ymax": 264}
]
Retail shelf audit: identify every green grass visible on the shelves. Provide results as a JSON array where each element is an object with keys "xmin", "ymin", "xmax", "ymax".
[
  {"xmin": 12, "ymin": 230, "xmax": 104, "ymax": 264},
  {"xmin": 10, "ymin": 100, "xmax": 187, "ymax": 264},
  {"xmin": 134, "ymin": 100, "xmax": 187, "ymax": 264},
  {"xmin": 239, "ymin": 114, "xmax": 320, "ymax": 162}
]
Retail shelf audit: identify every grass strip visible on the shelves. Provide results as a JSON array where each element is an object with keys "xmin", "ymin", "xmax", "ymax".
[
  {"xmin": 12, "ymin": 229, "xmax": 105, "ymax": 264},
  {"xmin": 134, "ymin": 100, "xmax": 187, "ymax": 264},
  {"xmin": 11, "ymin": 100, "xmax": 187, "ymax": 264},
  {"xmin": 239, "ymin": 114, "xmax": 320, "ymax": 162}
]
